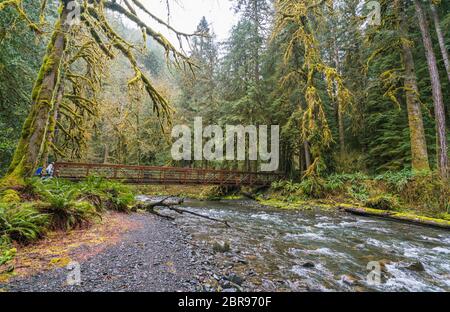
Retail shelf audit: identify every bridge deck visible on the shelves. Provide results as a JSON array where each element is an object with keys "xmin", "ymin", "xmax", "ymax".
[{"xmin": 54, "ymin": 162, "xmax": 283, "ymax": 186}]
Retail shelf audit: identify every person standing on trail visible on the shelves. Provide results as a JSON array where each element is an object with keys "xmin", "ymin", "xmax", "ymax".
[
  {"xmin": 45, "ymin": 162, "xmax": 55, "ymax": 178},
  {"xmin": 34, "ymin": 167, "xmax": 44, "ymax": 177}
]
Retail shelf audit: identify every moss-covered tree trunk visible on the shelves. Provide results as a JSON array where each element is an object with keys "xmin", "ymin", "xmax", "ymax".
[
  {"xmin": 400, "ymin": 9, "xmax": 430, "ymax": 172},
  {"xmin": 3, "ymin": 1, "xmax": 70, "ymax": 185},
  {"xmin": 332, "ymin": 37, "xmax": 345, "ymax": 157},
  {"xmin": 414, "ymin": 0, "xmax": 448, "ymax": 179},
  {"xmin": 41, "ymin": 79, "xmax": 65, "ymax": 167}
]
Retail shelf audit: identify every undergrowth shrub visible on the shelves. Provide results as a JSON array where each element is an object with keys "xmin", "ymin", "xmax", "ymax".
[
  {"xmin": 374, "ymin": 169, "xmax": 416, "ymax": 192},
  {"xmin": 365, "ymin": 194, "xmax": 400, "ymax": 211},
  {"xmin": 0, "ymin": 177, "xmax": 135, "ymax": 266},
  {"xmin": 0, "ymin": 203, "xmax": 49, "ymax": 244},
  {"xmin": 270, "ymin": 169, "xmax": 449, "ymax": 216},
  {"xmin": 104, "ymin": 189, "xmax": 135, "ymax": 212},
  {"xmin": 298, "ymin": 177, "xmax": 327, "ymax": 199},
  {"xmin": 0, "ymin": 243, "xmax": 16, "ymax": 267},
  {"xmin": 36, "ymin": 188, "xmax": 100, "ymax": 230},
  {"xmin": 272, "ymin": 178, "xmax": 326, "ymax": 199},
  {"xmin": 79, "ymin": 177, "xmax": 135, "ymax": 212},
  {"xmin": 348, "ymin": 184, "xmax": 370, "ymax": 202},
  {"xmin": 1, "ymin": 189, "xmax": 21, "ymax": 204},
  {"xmin": 373, "ymin": 170, "xmax": 449, "ymax": 213}
]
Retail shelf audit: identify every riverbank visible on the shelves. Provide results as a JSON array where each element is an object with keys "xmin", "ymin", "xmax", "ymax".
[
  {"xmin": 1, "ymin": 174, "xmax": 449, "ymax": 292},
  {"xmin": 255, "ymin": 171, "xmax": 450, "ymax": 229},
  {"xmin": 1, "ymin": 188, "xmax": 449, "ymax": 292},
  {"xmin": 139, "ymin": 181, "xmax": 450, "ymax": 230},
  {"xmin": 0, "ymin": 211, "xmax": 226, "ymax": 292},
  {"xmin": 257, "ymin": 198, "xmax": 450, "ymax": 230},
  {"xmin": 0, "ymin": 179, "xmax": 255, "ymax": 292}
]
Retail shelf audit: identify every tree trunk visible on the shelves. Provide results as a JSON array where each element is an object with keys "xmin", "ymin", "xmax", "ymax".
[
  {"xmin": 252, "ymin": 0, "xmax": 260, "ymax": 83},
  {"xmin": 430, "ymin": 4, "xmax": 450, "ymax": 83},
  {"xmin": 304, "ymin": 141, "xmax": 312, "ymax": 170},
  {"xmin": 103, "ymin": 144, "xmax": 109, "ymax": 164},
  {"xmin": 136, "ymin": 113, "xmax": 141, "ymax": 165},
  {"xmin": 400, "ymin": 9, "xmax": 430, "ymax": 172},
  {"xmin": 299, "ymin": 143, "xmax": 305, "ymax": 178},
  {"xmin": 332, "ymin": 21, "xmax": 345, "ymax": 157},
  {"xmin": 414, "ymin": 0, "xmax": 448, "ymax": 178},
  {"xmin": 41, "ymin": 79, "xmax": 65, "ymax": 168},
  {"xmin": 4, "ymin": 1, "xmax": 70, "ymax": 184}
]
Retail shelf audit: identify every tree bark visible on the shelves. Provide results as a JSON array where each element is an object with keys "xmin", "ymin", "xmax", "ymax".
[
  {"xmin": 414, "ymin": 0, "xmax": 448, "ymax": 178},
  {"xmin": 4, "ymin": 1, "xmax": 70, "ymax": 183},
  {"xmin": 299, "ymin": 143, "xmax": 305, "ymax": 178},
  {"xmin": 430, "ymin": 4, "xmax": 450, "ymax": 83},
  {"xmin": 400, "ymin": 8, "xmax": 430, "ymax": 172},
  {"xmin": 252, "ymin": 0, "xmax": 260, "ymax": 83},
  {"xmin": 103, "ymin": 144, "xmax": 109, "ymax": 164},
  {"xmin": 330, "ymin": 9, "xmax": 345, "ymax": 157},
  {"xmin": 41, "ymin": 79, "xmax": 65, "ymax": 167},
  {"xmin": 304, "ymin": 141, "xmax": 312, "ymax": 170}
]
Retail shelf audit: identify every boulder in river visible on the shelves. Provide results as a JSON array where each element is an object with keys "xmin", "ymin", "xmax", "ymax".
[
  {"xmin": 379, "ymin": 259, "xmax": 391, "ymax": 272},
  {"xmin": 302, "ymin": 262, "xmax": 315, "ymax": 269},
  {"xmin": 405, "ymin": 261, "xmax": 426, "ymax": 272}
]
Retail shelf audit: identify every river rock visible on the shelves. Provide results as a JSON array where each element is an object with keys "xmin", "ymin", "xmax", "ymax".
[
  {"xmin": 213, "ymin": 241, "xmax": 231, "ymax": 253},
  {"xmin": 226, "ymin": 273, "xmax": 245, "ymax": 286},
  {"xmin": 341, "ymin": 275, "xmax": 360, "ymax": 286},
  {"xmin": 405, "ymin": 261, "xmax": 425, "ymax": 272},
  {"xmin": 234, "ymin": 258, "xmax": 248, "ymax": 265},
  {"xmin": 302, "ymin": 262, "xmax": 315, "ymax": 269}
]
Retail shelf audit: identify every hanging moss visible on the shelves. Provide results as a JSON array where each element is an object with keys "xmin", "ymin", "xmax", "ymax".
[
  {"xmin": 2, "ymin": 0, "xmax": 196, "ymax": 186},
  {"xmin": 2, "ymin": 5, "xmax": 68, "ymax": 187}
]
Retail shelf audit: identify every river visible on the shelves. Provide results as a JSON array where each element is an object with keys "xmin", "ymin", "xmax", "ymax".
[{"xmin": 163, "ymin": 199, "xmax": 450, "ymax": 292}]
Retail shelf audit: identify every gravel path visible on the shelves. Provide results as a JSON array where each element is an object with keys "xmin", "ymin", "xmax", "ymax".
[{"xmin": 3, "ymin": 213, "xmax": 215, "ymax": 292}]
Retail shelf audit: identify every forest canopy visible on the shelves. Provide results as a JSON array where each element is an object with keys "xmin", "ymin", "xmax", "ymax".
[{"xmin": 0, "ymin": 0, "xmax": 449, "ymax": 183}]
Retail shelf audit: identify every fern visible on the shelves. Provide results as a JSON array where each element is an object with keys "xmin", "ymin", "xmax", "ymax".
[{"xmin": 0, "ymin": 203, "xmax": 49, "ymax": 244}]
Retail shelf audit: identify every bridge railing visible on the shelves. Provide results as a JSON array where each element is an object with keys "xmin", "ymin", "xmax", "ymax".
[{"xmin": 54, "ymin": 162, "xmax": 284, "ymax": 186}]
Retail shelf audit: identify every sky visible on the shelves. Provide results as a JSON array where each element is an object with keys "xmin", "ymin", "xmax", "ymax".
[{"xmin": 137, "ymin": 0, "xmax": 238, "ymax": 47}]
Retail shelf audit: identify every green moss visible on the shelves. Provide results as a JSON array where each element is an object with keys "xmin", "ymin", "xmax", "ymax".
[
  {"xmin": 0, "ymin": 247, "xmax": 16, "ymax": 267},
  {"xmin": 6, "ymin": 11, "xmax": 68, "ymax": 180},
  {"xmin": 258, "ymin": 197, "xmax": 336, "ymax": 211},
  {"xmin": 222, "ymin": 195, "xmax": 245, "ymax": 200},
  {"xmin": 0, "ymin": 190, "xmax": 21, "ymax": 204},
  {"xmin": 259, "ymin": 198, "xmax": 303, "ymax": 210},
  {"xmin": 392, "ymin": 212, "xmax": 450, "ymax": 227},
  {"xmin": 0, "ymin": 173, "xmax": 26, "ymax": 189},
  {"xmin": 438, "ymin": 213, "xmax": 450, "ymax": 221},
  {"xmin": 365, "ymin": 194, "xmax": 399, "ymax": 211},
  {"xmin": 49, "ymin": 257, "xmax": 71, "ymax": 268},
  {"xmin": 342, "ymin": 205, "xmax": 450, "ymax": 229}
]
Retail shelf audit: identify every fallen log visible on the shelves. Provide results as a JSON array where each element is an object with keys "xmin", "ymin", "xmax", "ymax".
[
  {"xmin": 166, "ymin": 206, "xmax": 231, "ymax": 228},
  {"xmin": 144, "ymin": 197, "xmax": 177, "ymax": 208},
  {"xmin": 140, "ymin": 197, "xmax": 231, "ymax": 227},
  {"xmin": 147, "ymin": 208, "xmax": 175, "ymax": 221},
  {"xmin": 339, "ymin": 206, "xmax": 450, "ymax": 230}
]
